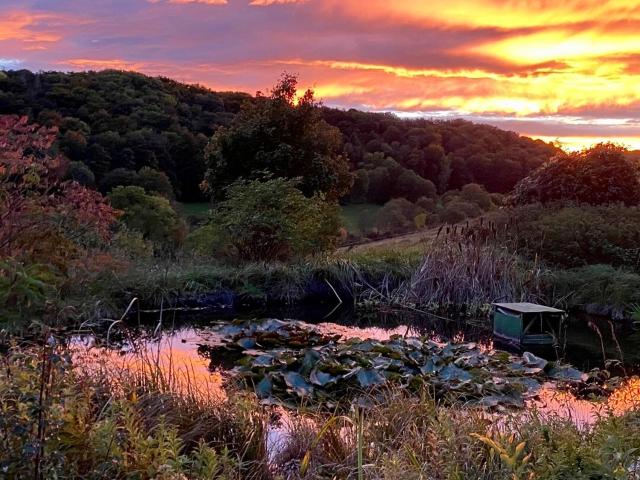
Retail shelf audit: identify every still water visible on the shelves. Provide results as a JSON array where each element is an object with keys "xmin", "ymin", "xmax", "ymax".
[{"xmin": 71, "ymin": 305, "xmax": 640, "ymax": 426}]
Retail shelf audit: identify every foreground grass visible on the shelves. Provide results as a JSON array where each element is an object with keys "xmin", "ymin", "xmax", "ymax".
[
  {"xmin": 2, "ymin": 340, "xmax": 640, "ymax": 479},
  {"xmin": 1, "ymin": 339, "xmax": 268, "ymax": 479}
]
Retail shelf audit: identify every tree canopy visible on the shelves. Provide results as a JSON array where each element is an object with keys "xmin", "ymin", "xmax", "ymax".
[
  {"xmin": 0, "ymin": 69, "xmax": 560, "ymax": 205},
  {"xmin": 0, "ymin": 69, "xmax": 248, "ymax": 200},
  {"xmin": 511, "ymin": 143, "xmax": 640, "ymax": 206},
  {"xmin": 321, "ymin": 109, "xmax": 559, "ymax": 195},
  {"xmin": 203, "ymin": 74, "xmax": 351, "ymax": 201}
]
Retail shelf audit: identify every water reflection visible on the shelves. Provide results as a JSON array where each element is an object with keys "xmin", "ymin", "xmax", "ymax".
[
  {"xmin": 534, "ymin": 379, "xmax": 640, "ymax": 426},
  {"xmin": 70, "ymin": 311, "xmax": 639, "ymax": 426},
  {"xmin": 70, "ymin": 329, "xmax": 227, "ymax": 401}
]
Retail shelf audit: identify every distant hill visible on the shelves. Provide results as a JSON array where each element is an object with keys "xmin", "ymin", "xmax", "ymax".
[
  {"xmin": 321, "ymin": 108, "xmax": 560, "ymax": 194},
  {"xmin": 0, "ymin": 69, "xmax": 560, "ymax": 200},
  {"xmin": 0, "ymin": 70, "xmax": 249, "ymax": 200}
]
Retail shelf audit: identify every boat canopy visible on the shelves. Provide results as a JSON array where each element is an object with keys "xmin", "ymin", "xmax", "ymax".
[{"xmin": 492, "ymin": 302, "xmax": 565, "ymax": 314}]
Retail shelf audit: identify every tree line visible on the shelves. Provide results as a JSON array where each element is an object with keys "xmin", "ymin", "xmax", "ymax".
[{"xmin": 0, "ymin": 69, "xmax": 560, "ymax": 203}]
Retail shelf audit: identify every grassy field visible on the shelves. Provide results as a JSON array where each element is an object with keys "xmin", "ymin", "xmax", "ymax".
[
  {"xmin": 179, "ymin": 202, "xmax": 211, "ymax": 217},
  {"xmin": 339, "ymin": 203, "xmax": 382, "ymax": 236}
]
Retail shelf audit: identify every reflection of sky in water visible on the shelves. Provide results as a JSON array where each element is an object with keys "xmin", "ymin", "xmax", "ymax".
[
  {"xmin": 532, "ymin": 379, "xmax": 640, "ymax": 427},
  {"xmin": 70, "ymin": 320, "xmax": 640, "ymax": 428}
]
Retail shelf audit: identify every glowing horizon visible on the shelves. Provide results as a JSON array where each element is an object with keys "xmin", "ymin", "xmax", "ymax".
[{"xmin": 1, "ymin": 0, "xmax": 640, "ymax": 150}]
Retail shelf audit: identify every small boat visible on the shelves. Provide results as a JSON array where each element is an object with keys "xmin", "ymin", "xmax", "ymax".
[{"xmin": 491, "ymin": 302, "xmax": 565, "ymax": 348}]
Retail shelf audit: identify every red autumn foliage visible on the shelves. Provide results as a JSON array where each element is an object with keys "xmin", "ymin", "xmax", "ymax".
[{"xmin": 0, "ymin": 115, "xmax": 119, "ymax": 269}]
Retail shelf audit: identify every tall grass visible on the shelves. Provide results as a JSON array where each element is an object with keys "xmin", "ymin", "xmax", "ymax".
[
  {"xmin": 274, "ymin": 387, "xmax": 640, "ymax": 480},
  {"xmin": 355, "ymin": 223, "xmax": 550, "ymax": 315},
  {"xmin": 67, "ymin": 251, "xmax": 421, "ymax": 323},
  {"xmin": 3, "ymin": 335, "xmax": 639, "ymax": 479},
  {"xmin": 0, "ymin": 336, "xmax": 270, "ymax": 479}
]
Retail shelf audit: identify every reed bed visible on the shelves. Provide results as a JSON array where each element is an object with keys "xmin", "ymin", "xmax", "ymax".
[{"xmin": 355, "ymin": 223, "xmax": 550, "ymax": 315}]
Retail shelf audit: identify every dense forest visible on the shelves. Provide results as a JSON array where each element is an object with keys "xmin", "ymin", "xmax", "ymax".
[
  {"xmin": 0, "ymin": 69, "xmax": 559, "ymax": 202},
  {"xmin": 0, "ymin": 69, "xmax": 250, "ymax": 200}
]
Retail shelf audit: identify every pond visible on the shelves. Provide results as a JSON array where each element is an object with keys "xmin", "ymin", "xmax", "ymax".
[{"xmin": 71, "ymin": 304, "xmax": 640, "ymax": 426}]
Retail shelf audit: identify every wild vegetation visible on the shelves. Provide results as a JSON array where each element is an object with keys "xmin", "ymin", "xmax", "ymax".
[
  {"xmin": 2, "ymin": 340, "xmax": 639, "ymax": 479},
  {"xmin": 0, "ymin": 69, "xmax": 558, "ymax": 205},
  {"xmin": 2, "ymin": 69, "xmax": 640, "ymax": 479}
]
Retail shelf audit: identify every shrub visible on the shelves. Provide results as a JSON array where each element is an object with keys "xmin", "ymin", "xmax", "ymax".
[
  {"xmin": 109, "ymin": 186, "xmax": 187, "ymax": 255},
  {"xmin": 416, "ymin": 196, "xmax": 437, "ymax": 213},
  {"xmin": 461, "ymin": 183, "xmax": 492, "ymax": 210},
  {"xmin": 137, "ymin": 166, "xmax": 175, "ymax": 198},
  {"xmin": 439, "ymin": 200, "xmax": 481, "ymax": 224},
  {"xmin": 208, "ymin": 177, "xmax": 341, "ymax": 261},
  {"xmin": 0, "ymin": 260, "xmax": 59, "ymax": 325},
  {"xmin": 0, "ymin": 116, "xmax": 118, "ymax": 322},
  {"xmin": 99, "ymin": 167, "xmax": 175, "ymax": 197},
  {"xmin": 551, "ymin": 264, "xmax": 640, "ymax": 310},
  {"xmin": 185, "ymin": 223, "xmax": 231, "ymax": 257},
  {"xmin": 503, "ymin": 204, "xmax": 640, "ymax": 268},
  {"xmin": 374, "ymin": 198, "xmax": 424, "ymax": 234},
  {"xmin": 490, "ymin": 192, "xmax": 505, "ymax": 206},
  {"xmin": 111, "ymin": 229, "xmax": 154, "ymax": 259}
]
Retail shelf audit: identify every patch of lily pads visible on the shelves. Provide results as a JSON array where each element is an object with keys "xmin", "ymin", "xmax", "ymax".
[{"xmin": 199, "ymin": 319, "xmax": 589, "ymax": 410}]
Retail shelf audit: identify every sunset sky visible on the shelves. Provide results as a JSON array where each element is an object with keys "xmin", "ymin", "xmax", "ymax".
[{"xmin": 2, "ymin": 0, "xmax": 640, "ymax": 150}]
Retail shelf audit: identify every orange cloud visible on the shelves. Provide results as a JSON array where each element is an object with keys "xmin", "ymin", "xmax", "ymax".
[
  {"xmin": 61, "ymin": 58, "xmax": 149, "ymax": 71},
  {"xmin": 322, "ymin": 0, "xmax": 640, "ymax": 29},
  {"xmin": 250, "ymin": 0, "xmax": 308, "ymax": 4},
  {"xmin": 148, "ymin": 0, "xmax": 228, "ymax": 4},
  {"xmin": 4, "ymin": 0, "xmax": 640, "ymax": 148},
  {"xmin": 0, "ymin": 12, "xmax": 63, "ymax": 44}
]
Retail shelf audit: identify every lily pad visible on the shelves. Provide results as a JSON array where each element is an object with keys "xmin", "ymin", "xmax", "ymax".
[
  {"xmin": 439, "ymin": 364, "xmax": 472, "ymax": 382},
  {"xmin": 548, "ymin": 366, "xmax": 587, "ymax": 382},
  {"xmin": 283, "ymin": 371, "xmax": 314, "ymax": 397},
  {"xmin": 255, "ymin": 375, "xmax": 272, "ymax": 399},
  {"xmin": 356, "ymin": 368, "xmax": 387, "ymax": 388},
  {"xmin": 204, "ymin": 318, "xmax": 592, "ymax": 410},
  {"xmin": 236, "ymin": 337, "xmax": 256, "ymax": 349},
  {"xmin": 310, "ymin": 369, "xmax": 337, "ymax": 387},
  {"xmin": 252, "ymin": 354, "xmax": 276, "ymax": 368},
  {"xmin": 522, "ymin": 352, "xmax": 548, "ymax": 371}
]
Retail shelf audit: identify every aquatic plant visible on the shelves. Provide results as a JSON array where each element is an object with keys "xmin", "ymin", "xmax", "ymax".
[{"xmin": 204, "ymin": 319, "xmax": 589, "ymax": 409}]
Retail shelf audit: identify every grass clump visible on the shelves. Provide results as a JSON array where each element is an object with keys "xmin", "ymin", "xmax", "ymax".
[
  {"xmin": 355, "ymin": 225, "xmax": 549, "ymax": 315},
  {"xmin": 275, "ymin": 388, "xmax": 640, "ymax": 480},
  {"xmin": 0, "ymin": 337, "xmax": 268, "ymax": 479}
]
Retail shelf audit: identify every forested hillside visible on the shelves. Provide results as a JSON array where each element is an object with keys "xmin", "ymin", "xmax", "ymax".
[
  {"xmin": 0, "ymin": 69, "xmax": 559, "ymax": 202},
  {"xmin": 322, "ymin": 108, "xmax": 559, "ymax": 196},
  {"xmin": 0, "ymin": 70, "xmax": 249, "ymax": 200}
]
